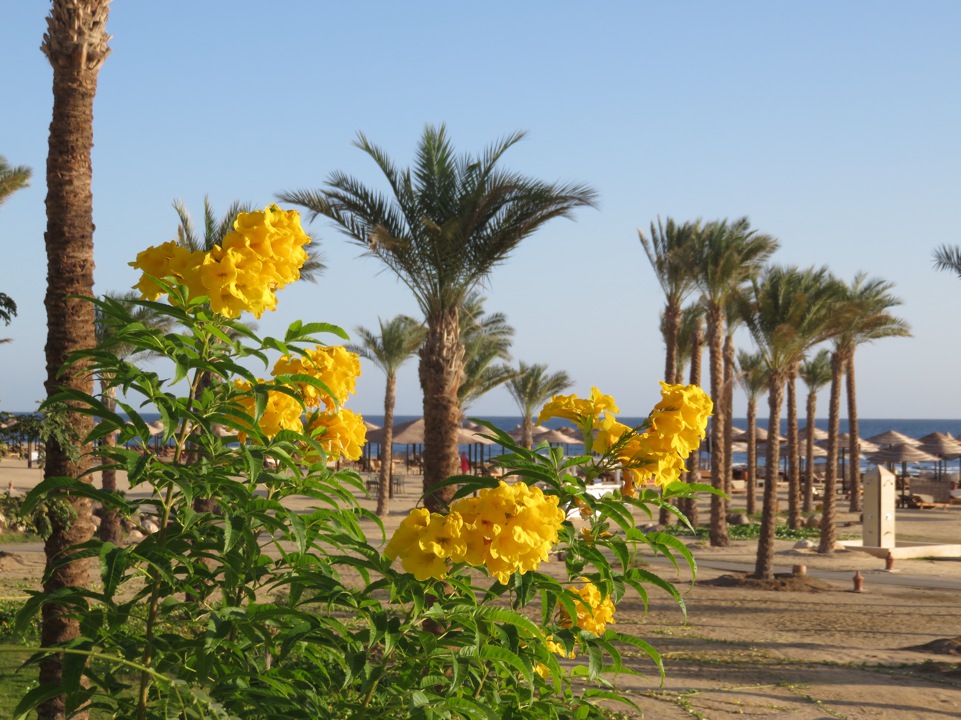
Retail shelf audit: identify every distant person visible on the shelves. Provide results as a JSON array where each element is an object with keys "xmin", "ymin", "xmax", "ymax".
[{"xmin": 460, "ymin": 451, "xmax": 470, "ymax": 474}]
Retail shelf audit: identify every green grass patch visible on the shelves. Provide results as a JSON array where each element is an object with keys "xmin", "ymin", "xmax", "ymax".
[
  {"xmin": 0, "ymin": 647, "xmax": 35, "ymax": 718},
  {"xmin": 663, "ymin": 522, "xmax": 822, "ymax": 541}
]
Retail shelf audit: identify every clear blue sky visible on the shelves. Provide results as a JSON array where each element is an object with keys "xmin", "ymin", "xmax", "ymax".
[{"xmin": 2, "ymin": 1, "xmax": 960, "ymax": 418}]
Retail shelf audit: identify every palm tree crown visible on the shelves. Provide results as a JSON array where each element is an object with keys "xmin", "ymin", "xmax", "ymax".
[
  {"xmin": 280, "ymin": 124, "xmax": 597, "ymax": 316},
  {"xmin": 506, "ymin": 362, "xmax": 573, "ymax": 448},
  {"xmin": 639, "ymin": 217, "xmax": 700, "ymax": 383},
  {"xmin": 348, "ymin": 315, "xmax": 426, "ymax": 379},
  {"xmin": 0, "ymin": 156, "xmax": 32, "ymax": 208}
]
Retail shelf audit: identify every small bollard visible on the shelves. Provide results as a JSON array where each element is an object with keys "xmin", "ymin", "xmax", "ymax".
[
  {"xmin": 6, "ymin": 480, "xmax": 12, "ymax": 494},
  {"xmin": 885, "ymin": 552, "xmax": 895, "ymax": 571},
  {"xmin": 852, "ymin": 570, "xmax": 864, "ymax": 593},
  {"xmin": 792, "ymin": 564, "xmax": 807, "ymax": 577}
]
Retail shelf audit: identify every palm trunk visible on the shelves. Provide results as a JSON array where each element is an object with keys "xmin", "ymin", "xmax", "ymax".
[
  {"xmin": 40, "ymin": 3, "xmax": 111, "ymax": 717},
  {"xmin": 723, "ymin": 334, "xmax": 735, "ymax": 497},
  {"xmin": 419, "ymin": 308, "xmax": 464, "ymax": 512},
  {"xmin": 802, "ymin": 390, "xmax": 817, "ymax": 513},
  {"xmin": 663, "ymin": 302, "xmax": 680, "ymax": 385},
  {"xmin": 818, "ymin": 351, "xmax": 844, "ymax": 554},
  {"xmin": 377, "ymin": 374, "xmax": 396, "ymax": 516},
  {"xmin": 786, "ymin": 365, "xmax": 801, "ymax": 530},
  {"xmin": 521, "ymin": 415, "xmax": 534, "ymax": 450},
  {"xmin": 754, "ymin": 374, "xmax": 784, "ymax": 579},
  {"xmin": 679, "ymin": 319, "xmax": 703, "ymax": 526},
  {"xmin": 97, "ymin": 383, "xmax": 123, "ymax": 543},
  {"xmin": 746, "ymin": 398, "xmax": 757, "ymax": 516},
  {"xmin": 846, "ymin": 353, "xmax": 862, "ymax": 513},
  {"xmin": 707, "ymin": 308, "xmax": 728, "ymax": 547}
]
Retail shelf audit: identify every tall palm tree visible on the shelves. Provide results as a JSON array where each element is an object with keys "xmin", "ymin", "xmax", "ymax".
[
  {"xmin": 39, "ymin": 2, "xmax": 111, "ymax": 718},
  {"xmin": 736, "ymin": 349, "xmax": 766, "ymax": 516},
  {"xmin": 0, "ymin": 155, "xmax": 32, "ymax": 208},
  {"xmin": 639, "ymin": 217, "xmax": 700, "ymax": 384},
  {"xmin": 280, "ymin": 125, "xmax": 596, "ymax": 510},
  {"xmin": 743, "ymin": 265, "xmax": 841, "ymax": 579},
  {"xmin": 691, "ymin": 218, "xmax": 778, "ymax": 546},
  {"xmin": 505, "ymin": 362, "xmax": 573, "ymax": 449},
  {"xmin": 458, "ymin": 293, "xmax": 516, "ymax": 411},
  {"xmin": 94, "ymin": 292, "xmax": 173, "ymax": 543},
  {"xmin": 840, "ymin": 274, "xmax": 911, "ymax": 513},
  {"xmin": 348, "ymin": 315, "xmax": 425, "ymax": 517},
  {"xmin": 799, "ymin": 349, "xmax": 832, "ymax": 513}
]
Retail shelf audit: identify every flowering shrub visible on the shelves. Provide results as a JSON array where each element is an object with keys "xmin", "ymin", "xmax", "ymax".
[{"xmin": 13, "ymin": 205, "xmax": 714, "ymax": 719}]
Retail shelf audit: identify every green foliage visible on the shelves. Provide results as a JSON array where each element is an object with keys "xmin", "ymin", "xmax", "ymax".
[
  {"xmin": 663, "ymin": 522, "xmax": 822, "ymax": 542},
  {"xmin": 0, "ymin": 491, "xmax": 71, "ymax": 540},
  {"xmin": 14, "ymin": 292, "xmax": 705, "ymax": 719}
]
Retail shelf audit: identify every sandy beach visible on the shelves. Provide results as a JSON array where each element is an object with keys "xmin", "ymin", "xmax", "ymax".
[{"xmin": 2, "ymin": 456, "xmax": 960, "ymax": 719}]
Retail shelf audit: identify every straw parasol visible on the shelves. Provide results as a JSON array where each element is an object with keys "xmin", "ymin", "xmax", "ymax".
[
  {"xmin": 866, "ymin": 429, "xmax": 919, "ymax": 447},
  {"xmin": 797, "ymin": 425, "xmax": 829, "ymax": 442}
]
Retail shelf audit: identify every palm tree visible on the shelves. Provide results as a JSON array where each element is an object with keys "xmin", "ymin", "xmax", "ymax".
[
  {"xmin": 691, "ymin": 218, "xmax": 778, "ymax": 546},
  {"xmin": 505, "ymin": 362, "xmax": 573, "ymax": 449},
  {"xmin": 280, "ymin": 125, "xmax": 596, "ymax": 510},
  {"xmin": 348, "ymin": 315, "xmax": 425, "ymax": 517},
  {"xmin": 39, "ymin": 2, "xmax": 111, "ymax": 717},
  {"xmin": 736, "ymin": 350, "xmax": 766, "ymax": 516},
  {"xmin": 94, "ymin": 292, "xmax": 173, "ymax": 543},
  {"xmin": 0, "ymin": 155, "xmax": 32, "ymax": 208},
  {"xmin": 799, "ymin": 349, "xmax": 832, "ymax": 513},
  {"xmin": 840, "ymin": 274, "xmax": 911, "ymax": 513},
  {"xmin": 743, "ymin": 265, "xmax": 841, "ymax": 579},
  {"xmin": 639, "ymin": 217, "xmax": 699, "ymax": 384},
  {"xmin": 458, "ymin": 293, "xmax": 516, "ymax": 411}
]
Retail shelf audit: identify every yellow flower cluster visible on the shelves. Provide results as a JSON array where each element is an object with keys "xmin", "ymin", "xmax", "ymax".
[
  {"xmin": 130, "ymin": 205, "xmax": 311, "ymax": 319},
  {"xmin": 537, "ymin": 386, "xmax": 619, "ymax": 432},
  {"xmin": 272, "ymin": 345, "xmax": 360, "ymax": 410},
  {"xmin": 568, "ymin": 580, "xmax": 616, "ymax": 636},
  {"xmin": 580, "ymin": 382, "xmax": 712, "ymax": 491},
  {"xmin": 229, "ymin": 345, "xmax": 365, "ymax": 461},
  {"xmin": 535, "ymin": 580, "xmax": 617, "ymax": 677},
  {"xmin": 232, "ymin": 380, "xmax": 304, "ymax": 441},
  {"xmin": 303, "ymin": 408, "xmax": 367, "ymax": 461},
  {"xmin": 384, "ymin": 481, "xmax": 565, "ymax": 583}
]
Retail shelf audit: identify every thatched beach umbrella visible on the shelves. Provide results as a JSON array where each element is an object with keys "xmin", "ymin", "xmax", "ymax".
[
  {"xmin": 866, "ymin": 429, "xmax": 919, "ymax": 447},
  {"xmin": 869, "ymin": 444, "xmax": 942, "ymax": 505},
  {"xmin": 915, "ymin": 433, "xmax": 961, "ymax": 480},
  {"xmin": 797, "ymin": 425, "xmax": 829, "ymax": 443}
]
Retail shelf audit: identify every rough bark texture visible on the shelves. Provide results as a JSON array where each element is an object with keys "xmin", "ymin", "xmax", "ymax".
[
  {"xmin": 846, "ymin": 353, "xmax": 862, "ymax": 513},
  {"xmin": 40, "ymin": 3, "xmax": 111, "ymax": 717},
  {"xmin": 707, "ymin": 309, "xmax": 728, "ymax": 546},
  {"xmin": 97, "ymin": 384, "xmax": 122, "ymax": 543},
  {"xmin": 786, "ymin": 368, "xmax": 801, "ymax": 530},
  {"xmin": 419, "ymin": 308, "xmax": 464, "ymax": 512},
  {"xmin": 754, "ymin": 376, "xmax": 784, "ymax": 579},
  {"xmin": 745, "ymin": 399, "xmax": 757, "ymax": 516},
  {"xmin": 818, "ymin": 352, "xmax": 844, "ymax": 555},
  {"xmin": 722, "ymin": 335, "xmax": 735, "ymax": 496},
  {"xmin": 679, "ymin": 319, "xmax": 704, "ymax": 526},
  {"xmin": 377, "ymin": 374, "xmax": 396, "ymax": 516},
  {"xmin": 663, "ymin": 303, "xmax": 679, "ymax": 385},
  {"xmin": 802, "ymin": 390, "xmax": 817, "ymax": 513},
  {"xmin": 520, "ymin": 416, "xmax": 534, "ymax": 450}
]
